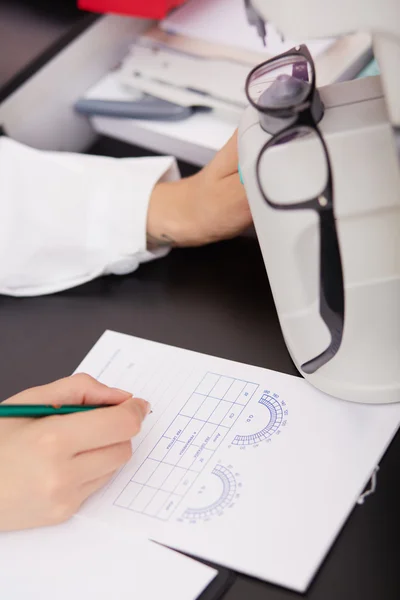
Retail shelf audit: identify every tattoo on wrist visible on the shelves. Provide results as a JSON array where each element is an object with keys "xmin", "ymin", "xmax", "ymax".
[{"xmin": 146, "ymin": 232, "xmax": 176, "ymax": 250}]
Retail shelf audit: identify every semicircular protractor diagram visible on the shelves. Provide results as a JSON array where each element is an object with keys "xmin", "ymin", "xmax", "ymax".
[
  {"xmin": 232, "ymin": 391, "xmax": 288, "ymax": 446},
  {"xmin": 181, "ymin": 464, "xmax": 240, "ymax": 522}
]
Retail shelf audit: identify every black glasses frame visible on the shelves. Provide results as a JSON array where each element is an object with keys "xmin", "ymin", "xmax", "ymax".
[
  {"xmin": 245, "ymin": 44, "xmax": 316, "ymax": 118},
  {"xmin": 246, "ymin": 45, "xmax": 345, "ymax": 375}
]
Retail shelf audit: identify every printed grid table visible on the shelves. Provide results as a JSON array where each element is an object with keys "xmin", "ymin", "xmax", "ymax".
[{"xmin": 114, "ymin": 372, "xmax": 259, "ymax": 519}]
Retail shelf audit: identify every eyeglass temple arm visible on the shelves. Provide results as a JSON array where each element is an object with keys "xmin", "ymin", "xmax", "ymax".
[{"xmin": 301, "ymin": 209, "xmax": 345, "ymax": 374}]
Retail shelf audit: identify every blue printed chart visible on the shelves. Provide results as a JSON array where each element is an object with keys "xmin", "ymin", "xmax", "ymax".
[
  {"xmin": 181, "ymin": 464, "xmax": 241, "ymax": 522},
  {"xmin": 114, "ymin": 372, "xmax": 258, "ymax": 520},
  {"xmin": 231, "ymin": 392, "xmax": 287, "ymax": 447}
]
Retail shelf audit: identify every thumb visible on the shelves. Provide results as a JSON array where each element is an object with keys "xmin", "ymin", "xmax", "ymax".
[{"xmin": 4, "ymin": 373, "xmax": 134, "ymax": 407}]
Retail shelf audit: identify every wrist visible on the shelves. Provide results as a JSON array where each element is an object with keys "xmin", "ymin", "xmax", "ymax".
[{"xmin": 146, "ymin": 177, "xmax": 195, "ymax": 249}]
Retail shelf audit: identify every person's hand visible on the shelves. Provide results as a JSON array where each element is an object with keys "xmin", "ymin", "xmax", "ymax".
[
  {"xmin": 0, "ymin": 374, "xmax": 149, "ymax": 532},
  {"xmin": 146, "ymin": 130, "xmax": 252, "ymax": 248}
]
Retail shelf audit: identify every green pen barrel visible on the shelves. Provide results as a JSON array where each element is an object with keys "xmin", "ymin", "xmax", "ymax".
[{"xmin": 0, "ymin": 404, "xmax": 103, "ymax": 417}]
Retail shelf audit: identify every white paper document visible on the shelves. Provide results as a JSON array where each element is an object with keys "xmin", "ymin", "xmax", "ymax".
[
  {"xmin": 0, "ymin": 516, "xmax": 216, "ymax": 600},
  {"xmin": 76, "ymin": 330, "xmax": 400, "ymax": 592},
  {"xmin": 161, "ymin": 0, "xmax": 334, "ymax": 57}
]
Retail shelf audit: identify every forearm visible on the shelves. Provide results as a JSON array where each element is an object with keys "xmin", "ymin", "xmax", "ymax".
[{"xmin": 146, "ymin": 175, "xmax": 200, "ymax": 249}]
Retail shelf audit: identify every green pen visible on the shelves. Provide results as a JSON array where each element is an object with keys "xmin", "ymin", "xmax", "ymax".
[
  {"xmin": 0, "ymin": 404, "xmax": 114, "ymax": 418},
  {"xmin": 0, "ymin": 404, "xmax": 153, "ymax": 418}
]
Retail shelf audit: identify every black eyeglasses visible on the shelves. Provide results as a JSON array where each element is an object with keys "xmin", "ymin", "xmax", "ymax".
[{"xmin": 245, "ymin": 45, "xmax": 345, "ymax": 374}]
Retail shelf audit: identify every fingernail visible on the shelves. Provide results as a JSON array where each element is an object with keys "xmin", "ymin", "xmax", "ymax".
[
  {"xmin": 133, "ymin": 398, "xmax": 151, "ymax": 419},
  {"xmin": 112, "ymin": 388, "xmax": 133, "ymax": 398}
]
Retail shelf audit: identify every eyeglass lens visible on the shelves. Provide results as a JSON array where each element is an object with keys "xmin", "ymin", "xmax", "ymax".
[
  {"xmin": 257, "ymin": 126, "xmax": 329, "ymax": 206},
  {"xmin": 247, "ymin": 54, "xmax": 314, "ymax": 110}
]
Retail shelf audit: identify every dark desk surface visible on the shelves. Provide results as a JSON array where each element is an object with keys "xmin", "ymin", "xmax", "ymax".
[
  {"xmin": 0, "ymin": 5, "xmax": 399, "ymax": 600},
  {"xmin": 1, "ymin": 238, "xmax": 399, "ymax": 600}
]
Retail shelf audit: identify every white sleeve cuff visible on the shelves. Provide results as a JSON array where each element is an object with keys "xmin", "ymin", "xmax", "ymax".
[
  {"xmin": 0, "ymin": 137, "xmax": 180, "ymax": 296},
  {"xmin": 84, "ymin": 155, "xmax": 180, "ymax": 277}
]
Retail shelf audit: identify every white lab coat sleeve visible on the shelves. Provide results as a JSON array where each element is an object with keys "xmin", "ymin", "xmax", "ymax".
[{"xmin": 0, "ymin": 137, "xmax": 180, "ymax": 296}]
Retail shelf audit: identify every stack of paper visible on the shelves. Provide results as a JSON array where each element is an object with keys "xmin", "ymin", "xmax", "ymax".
[
  {"xmin": 161, "ymin": 0, "xmax": 334, "ymax": 57},
  {"xmin": 0, "ymin": 517, "xmax": 216, "ymax": 600},
  {"xmin": 75, "ymin": 330, "xmax": 400, "ymax": 592},
  {"xmin": 103, "ymin": 0, "xmax": 371, "ymax": 119},
  {"xmin": 158, "ymin": 0, "xmax": 372, "ymax": 86}
]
